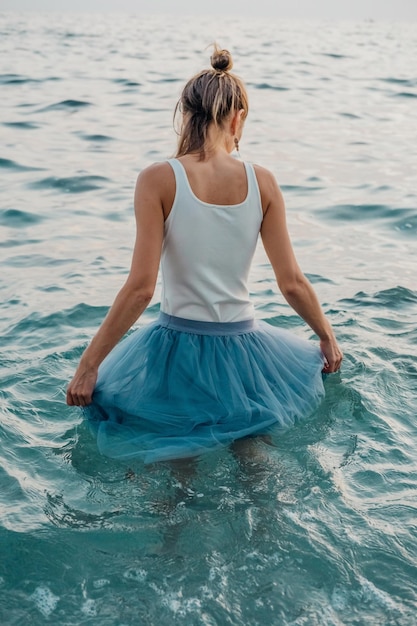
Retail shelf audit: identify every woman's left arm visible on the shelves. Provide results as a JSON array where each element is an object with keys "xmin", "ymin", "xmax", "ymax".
[{"xmin": 66, "ymin": 164, "xmax": 166, "ymax": 407}]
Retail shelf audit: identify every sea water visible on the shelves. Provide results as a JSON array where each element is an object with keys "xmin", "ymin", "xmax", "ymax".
[{"xmin": 0, "ymin": 11, "xmax": 416, "ymax": 625}]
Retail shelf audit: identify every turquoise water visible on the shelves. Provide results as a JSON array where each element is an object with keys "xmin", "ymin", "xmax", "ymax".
[{"xmin": 1, "ymin": 11, "xmax": 417, "ymax": 624}]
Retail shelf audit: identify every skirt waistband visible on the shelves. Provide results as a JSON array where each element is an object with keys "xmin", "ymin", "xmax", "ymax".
[{"xmin": 158, "ymin": 312, "xmax": 256, "ymax": 336}]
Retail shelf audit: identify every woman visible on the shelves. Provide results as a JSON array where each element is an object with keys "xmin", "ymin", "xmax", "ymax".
[{"xmin": 67, "ymin": 45, "xmax": 342, "ymax": 464}]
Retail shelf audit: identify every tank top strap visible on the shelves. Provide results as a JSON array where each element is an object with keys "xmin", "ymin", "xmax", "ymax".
[
  {"xmin": 167, "ymin": 158, "xmax": 188, "ymax": 184},
  {"xmin": 243, "ymin": 161, "xmax": 262, "ymax": 217}
]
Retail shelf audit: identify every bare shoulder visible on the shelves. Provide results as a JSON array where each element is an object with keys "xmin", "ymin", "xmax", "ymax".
[
  {"xmin": 252, "ymin": 163, "xmax": 281, "ymax": 191},
  {"xmin": 135, "ymin": 161, "xmax": 176, "ymax": 218},
  {"xmin": 136, "ymin": 161, "xmax": 175, "ymax": 189},
  {"xmin": 252, "ymin": 164, "xmax": 284, "ymax": 213}
]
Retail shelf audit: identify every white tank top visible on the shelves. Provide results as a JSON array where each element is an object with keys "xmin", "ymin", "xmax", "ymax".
[{"xmin": 160, "ymin": 158, "xmax": 263, "ymax": 323}]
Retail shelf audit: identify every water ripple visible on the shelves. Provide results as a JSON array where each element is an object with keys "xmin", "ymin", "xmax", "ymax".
[
  {"xmin": 37, "ymin": 99, "xmax": 92, "ymax": 112},
  {"xmin": 0, "ymin": 208, "xmax": 45, "ymax": 227},
  {"xmin": 2, "ymin": 121, "xmax": 41, "ymax": 129},
  {"xmin": 0, "ymin": 157, "xmax": 43, "ymax": 172},
  {"xmin": 251, "ymin": 82, "xmax": 289, "ymax": 91},
  {"xmin": 28, "ymin": 175, "xmax": 110, "ymax": 193},
  {"xmin": 78, "ymin": 132, "xmax": 114, "ymax": 142},
  {"xmin": 315, "ymin": 203, "xmax": 417, "ymax": 236},
  {"xmin": 341, "ymin": 286, "xmax": 417, "ymax": 310},
  {"xmin": 0, "ymin": 73, "xmax": 38, "ymax": 84}
]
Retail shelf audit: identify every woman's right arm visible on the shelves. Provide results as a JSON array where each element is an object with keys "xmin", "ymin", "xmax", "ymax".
[{"xmin": 256, "ymin": 165, "xmax": 343, "ymax": 373}]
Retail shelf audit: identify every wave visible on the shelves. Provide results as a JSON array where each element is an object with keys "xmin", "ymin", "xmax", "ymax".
[
  {"xmin": 0, "ymin": 73, "xmax": 61, "ymax": 85},
  {"xmin": 0, "ymin": 157, "xmax": 43, "ymax": 172},
  {"xmin": 251, "ymin": 82, "xmax": 289, "ymax": 91},
  {"xmin": 28, "ymin": 175, "xmax": 110, "ymax": 193},
  {"xmin": 37, "ymin": 99, "xmax": 92, "ymax": 112},
  {"xmin": 393, "ymin": 91, "xmax": 417, "ymax": 99},
  {"xmin": 341, "ymin": 286, "xmax": 417, "ymax": 310},
  {"xmin": 281, "ymin": 183, "xmax": 324, "ymax": 194},
  {"xmin": 0, "ymin": 208, "xmax": 45, "ymax": 227},
  {"xmin": 315, "ymin": 204, "xmax": 417, "ymax": 235},
  {"xmin": 2, "ymin": 121, "xmax": 41, "ymax": 129},
  {"xmin": 3, "ymin": 303, "xmax": 110, "ymax": 347},
  {"xmin": 0, "ymin": 237, "xmax": 42, "ymax": 249},
  {"xmin": 111, "ymin": 78, "xmax": 141, "ymax": 87},
  {"xmin": 0, "ymin": 74, "xmax": 38, "ymax": 85},
  {"xmin": 305, "ymin": 273, "xmax": 336, "ymax": 285},
  {"xmin": 78, "ymin": 133, "xmax": 114, "ymax": 142},
  {"xmin": 338, "ymin": 112, "xmax": 361, "ymax": 119},
  {"xmin": 2, "ymin": 254, "xmax": 75, "ymax": 268},
  {"xmin": 320, "ymin": 53, "xmax": 349, "ymax": 59},
  {"xmin": 381, "ymin": 77, "xmax": 417, "ymax": 88}
]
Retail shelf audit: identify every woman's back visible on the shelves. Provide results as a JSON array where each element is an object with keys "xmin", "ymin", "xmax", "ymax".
[
  {"xmin": 174, "ymin": 154, "xmax": 248, "ymax": 206},
  {"xmin": 160, "ymin": 156, "xmax": 263, "ymax": 322}
]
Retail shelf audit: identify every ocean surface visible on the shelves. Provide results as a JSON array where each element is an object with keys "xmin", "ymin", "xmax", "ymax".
[{"xmin": 1, "ymin": 11, "xmax": 417, "ymax": 625}]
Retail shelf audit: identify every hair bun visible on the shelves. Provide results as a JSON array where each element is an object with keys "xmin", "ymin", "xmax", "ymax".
[{"xmin": 210, "ymin": 45, "xmax": 233, "ymax": 72}]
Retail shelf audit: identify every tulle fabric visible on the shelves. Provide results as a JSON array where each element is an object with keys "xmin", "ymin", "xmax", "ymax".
[{"xmin": 83, "ymin": 314, "xmax": 325, "ymax": 464}]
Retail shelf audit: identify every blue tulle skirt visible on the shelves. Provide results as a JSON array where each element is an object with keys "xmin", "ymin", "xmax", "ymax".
[{"xmin": 83, "ymin": 312, "xmax": 325, "ymax": 464}]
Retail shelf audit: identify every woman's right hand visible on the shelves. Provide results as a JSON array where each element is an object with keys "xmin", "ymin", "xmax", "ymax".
[
  {"xmin": 66, "ymin": 365, "xmax": 98, "ymax": 407},
  {"xmin": 320, "ymin": 337, "xmax": 343, "ymax": 374}
]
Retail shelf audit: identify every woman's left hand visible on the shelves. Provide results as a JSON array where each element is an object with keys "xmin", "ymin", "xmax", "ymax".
[
  {"xmin": 320, "ymin": 337, "xmax": 343, "ymax": 374},
  {"xmin": 66, "ymin": 366, "xmax": 98, "ymax": 407}
]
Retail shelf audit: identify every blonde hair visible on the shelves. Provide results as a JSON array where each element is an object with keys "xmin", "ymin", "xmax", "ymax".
[{"xmin": 174, "ymin": 44, "xmax": 249, "ymax": 160}]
